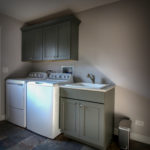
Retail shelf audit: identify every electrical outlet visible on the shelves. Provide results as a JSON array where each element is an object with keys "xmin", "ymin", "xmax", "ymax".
[{"xmin": 135, "ymin": 120, "xmax": 144, "ymax": 127}]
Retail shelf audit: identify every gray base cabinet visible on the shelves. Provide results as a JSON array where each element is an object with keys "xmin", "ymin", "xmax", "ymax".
[
  {"xmin": 60, "ymin": 98, "xmax": 79, "ymax": 137},
  {"xmin": 60, "ymin": 88, "xmax": 114, "ymax": 150},
  {"xmin": 79, "ymin": 101, "xmax": 104, "ymax": 146}
]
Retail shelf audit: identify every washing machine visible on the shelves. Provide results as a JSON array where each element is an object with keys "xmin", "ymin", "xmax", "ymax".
[{"xmin": 26, "ymin": 73, "xmax": 73, "ymax": 139}]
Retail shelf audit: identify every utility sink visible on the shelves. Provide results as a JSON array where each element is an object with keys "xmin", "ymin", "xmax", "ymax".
[{"xmin": 64, "ymin": 82, "xmax": 109, "ymax": 90}]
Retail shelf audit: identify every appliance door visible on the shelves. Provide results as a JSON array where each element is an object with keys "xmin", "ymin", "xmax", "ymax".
[
  {"xmin": 6, "ymin": 82, "xmax": 26, "ymax": 127},
  {"xmin": 6, "ymin": 83, "xmax": 24, "ymax": 109},
  {"xmin": 27, "ymin": 82, "xmax": 54, "ymax": 138}
]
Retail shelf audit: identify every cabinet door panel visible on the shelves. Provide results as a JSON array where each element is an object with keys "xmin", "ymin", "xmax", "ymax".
[
  {"xmin": 60, "ymin": 98, "xmax": 78, "ymax": 136},
  {"xmin": 22, "ymin": 30, "xmax": 34, "ymax": 61},
  {"xmin": 58, "ymin": 22, "xmax": 70, "ymax": 59},
  {"xmin": 43, "ymin": 25, "xmax": 57, "ymax": 60},
  {"xmin": 33, "ymin": 29, "xmax": 43, "ymax": 60},
  {"xmin": 22, "ymin": 29, "xmax": 42, "ymax": 61},
  {"xmin": 79, "ymin": 101, "xmax": 104, "ymax": 146}
]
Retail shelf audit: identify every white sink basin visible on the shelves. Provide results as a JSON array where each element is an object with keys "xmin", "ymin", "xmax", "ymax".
[{"xmin": 64, "ymin": 82, "xmax": 109, "ymax": 89}]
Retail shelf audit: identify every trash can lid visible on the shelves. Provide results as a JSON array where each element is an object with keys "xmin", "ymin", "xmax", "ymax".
[{"xmin": 119, "ymin": 120, "xmax": 131, "ymax": 131}]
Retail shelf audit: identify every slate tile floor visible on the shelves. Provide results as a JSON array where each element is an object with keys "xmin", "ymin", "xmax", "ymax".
[
  {"xmin": 0, "ymin": 121, "xmax": 150, "ymax": 150},
  {"xmin": 0, "ymin": 121, "xmax": 97, "ymax": 150}
]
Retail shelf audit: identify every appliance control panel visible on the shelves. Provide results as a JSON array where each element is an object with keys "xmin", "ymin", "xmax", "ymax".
[
  {"xmin": 49, "ymin": 73, "xmax": 73, "ymax": 81},
  {"xmin": 28, "ymin": 72, "xmax": 48, "ymax": 79}
]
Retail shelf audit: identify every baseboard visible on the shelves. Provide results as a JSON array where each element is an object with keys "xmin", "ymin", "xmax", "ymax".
[
  {"xmin": 0, "ymin": 114, "xmax": 6, "ymax": 121},
  {"xmin": 130, "ymin": 133, "xmax": 150, "ymax": 145},
  {"xmin": 114, "ymin": 128, "xmax": 150, "ymax": 145}
]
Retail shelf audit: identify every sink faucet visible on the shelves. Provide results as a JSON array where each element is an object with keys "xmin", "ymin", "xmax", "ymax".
[{"xmin": 87, "ymin": 73, "xmax": 95, "ymax": 84}]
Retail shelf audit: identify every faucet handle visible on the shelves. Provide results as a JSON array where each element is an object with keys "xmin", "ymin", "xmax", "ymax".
[
  {"xmin": 87, "ymin": 73, "xmax": 95, "ymax": 84},
  {"xmin": 87, "ymin": 73, "xmax": 90, "ymax": 77}
]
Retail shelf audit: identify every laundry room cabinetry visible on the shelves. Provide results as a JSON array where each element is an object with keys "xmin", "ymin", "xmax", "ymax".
[
  {"xmin": 60, "ymin": 88, "xmax": 115, "ymax": 150},
  {"xmin": 60, "ymin": 98, "xmax": 79, "ymax": 137},
  {"xmin": 57, "ymin": 21, "xmax": 71, "ymax": 60},
  {"xmin": 42, "ymin": 25, "xmax": 57, "ymax": 60},
  {"xmin": 42, "ymin": 21, "xmax": 71, "ymax": 60},
  {"xmin": 22, "ymin": 28, "xmax": 43, "ymax": 61},
  {"xmin": 21, "ymin": 15, "xmax": 80, "ymax": 61}
]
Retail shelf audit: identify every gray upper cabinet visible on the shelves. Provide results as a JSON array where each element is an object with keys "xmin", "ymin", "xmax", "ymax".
[
  {"xmin": 22, "ymin": 29, "xmax": 43, "ymax": 61},
  {"xmin": 21, "ymin": 15, "xmax": 80, "ymax": 61}
]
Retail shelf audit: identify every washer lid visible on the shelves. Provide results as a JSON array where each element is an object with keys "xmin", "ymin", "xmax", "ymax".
[{"xmin": 27, "ymin": 81, "xmax": 54, "ymax": 86}]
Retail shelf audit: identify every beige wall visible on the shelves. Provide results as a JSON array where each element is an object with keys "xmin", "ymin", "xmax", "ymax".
[
  {"xmin": 0, "ymin": 13, "xmax": 32, "ymax": 117},
  {"xmin": 33, "ymin": 0, "xmax": 150, "ymax": 138},
  {"xmin": 0, "ymin": 27, "xmax": 2, "ymax": 119}
]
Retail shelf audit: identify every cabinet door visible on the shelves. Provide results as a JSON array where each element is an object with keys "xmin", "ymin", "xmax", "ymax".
[
  {"xmin": 22, "ymin": 29, "xmax": 42, "ymax": 61},
  {"xmin": 43, "ymin": 25, "xmax": 57, "ymax": 60},
  {"xmin": 32, "ymin": 29, "xmax": 43, "ymax": 60},
  {"xmin": 22, "ymin": 30, "xmax": 34, "ymax": 61},
  {"xmin": 79, "ymin": 101, "xmax": 104, "ymax": 146},
  {"xmin": 60, "ymin": 98, "xmax": 79, "ymax": 136},
  {"xmin": 57, "ymin": 21, "xmax": 70, "ymax": 60}
]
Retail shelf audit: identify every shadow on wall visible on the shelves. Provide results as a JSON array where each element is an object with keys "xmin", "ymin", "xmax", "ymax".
[
  {"xmin": 115, "ymin": 85, "xmax": 150, "ymax": 136},
  {"xmin": 26, "ymin": 9, "xmax": 74, "ymax": 25},
  {"xmin": 114, "ymin": 113, "xmax": 130, "ymax": 128},
  {"xmin": 73, "ymin": 57, "xmax": 114, "ymax": 84},
  {"xmin": 32, "ymin": 58, "xmax": 115, "ymax": 85},
  {"xmin": 4, "ymin": 65, "xmax": 32, "ymax": 79}
]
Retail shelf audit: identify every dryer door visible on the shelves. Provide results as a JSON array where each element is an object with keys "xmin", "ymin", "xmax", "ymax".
[
  {"xmin": 6, "ymin": 83, "xmax": 25, "ymax": 109},
  {"xmin": 6, "ymin": 82, "xmax": 26, "ymax": 127}
]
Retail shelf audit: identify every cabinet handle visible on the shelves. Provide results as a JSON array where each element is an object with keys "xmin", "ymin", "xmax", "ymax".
[{"xmin": 79, "ymin": 104, "xmax": 84, "ymax": 107}]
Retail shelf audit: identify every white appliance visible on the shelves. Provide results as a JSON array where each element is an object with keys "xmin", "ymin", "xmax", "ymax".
[
  {"xmin": 6, "ymin": 72, "xmax": 48, "ymax": 127},
  {"xmin": 27, "ymin": 73, "xmax": 73, "ymax": 139},
  {"xmin": 6, "ymin": 80, "xmax": 26, "ymax": 127}
]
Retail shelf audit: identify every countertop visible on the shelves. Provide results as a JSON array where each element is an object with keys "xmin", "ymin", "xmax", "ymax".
[{"xmin": 60, "ymin": 83, "xmax": 115, "ymax": 92}]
